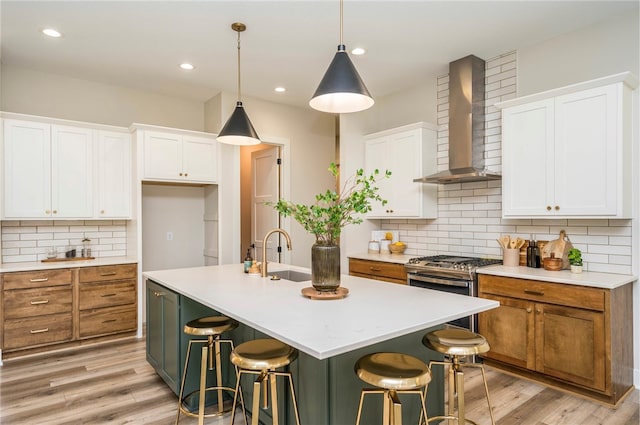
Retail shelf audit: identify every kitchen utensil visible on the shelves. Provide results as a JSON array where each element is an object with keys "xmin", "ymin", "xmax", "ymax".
[
  {"xmin": 500, "ymin": 235, "xmax": 510, "ymax": 250},
  {"xmin": 509, "ymin": 239, "xmax": 517, "ymax": 249},
  {"xmin": 516, "ymin": 237, "xmax": 525, "ymax": 249}
]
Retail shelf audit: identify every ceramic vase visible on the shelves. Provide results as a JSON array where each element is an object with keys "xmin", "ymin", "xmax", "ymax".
[
  {"xmin": 311, "ymin": 242, "xmax": 340, "ymax": 292},
  {"xmin": 570, "ymin": 264, "xmax": 583, "ymax": 273}
]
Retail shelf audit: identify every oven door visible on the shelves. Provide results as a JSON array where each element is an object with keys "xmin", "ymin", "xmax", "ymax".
[{"xmin": 407, "ymin": 272, "xmax": 474, "ymax": 331}]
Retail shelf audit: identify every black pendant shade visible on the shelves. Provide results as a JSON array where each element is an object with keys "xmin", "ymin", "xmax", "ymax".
[
  {"xmin": 217, "ymin": 22, "xmax": 261, "ymax": 146},
  {"xmin": 309, "ymin": 44, "xmax": 374, "ymax": 114},
  {"xmin": 217, "ymin": 101, "xmax": 260, "ymax": 146}
]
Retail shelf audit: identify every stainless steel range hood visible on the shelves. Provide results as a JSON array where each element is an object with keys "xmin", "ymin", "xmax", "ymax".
[{"xmin": 414, "ymin": 55, "xmax": 501, "ymax": 184}]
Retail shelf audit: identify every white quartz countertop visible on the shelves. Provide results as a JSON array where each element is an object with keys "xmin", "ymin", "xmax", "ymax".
[
  {"xmin": 0, "ymin": 256, "xmax": 138, "ymax": 273},
  {"xmin": 348, "ymin": 252, "xmax": 414, "ymax": 264},
  {"xmin": 477, "ymin": 265, "xmax": 636, "ymax": 289},
  {"xmin": 143, "ymin": 263, "xmax": 499, "ymax": 360}
]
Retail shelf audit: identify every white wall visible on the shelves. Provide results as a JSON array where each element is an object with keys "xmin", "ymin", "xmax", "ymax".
[
  {"xmin": 141, "ymin": 184, "xmax": 206, "ymax": 272},
  {"xmin": 1, "ymin": 64, "xmax": 205, "ymax": 130},
  {"xmin": 518, "ymin": 13, "xmax": 639, "ymax": 97}
]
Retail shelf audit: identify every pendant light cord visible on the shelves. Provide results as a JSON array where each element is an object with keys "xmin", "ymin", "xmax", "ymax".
[
  {"xmin": 339, "ymin": 0, "xmax": 343, "ymax": 45},
  {"xmin": 237, "ymin": 29, "xmax": 242, "ymax": 102}
]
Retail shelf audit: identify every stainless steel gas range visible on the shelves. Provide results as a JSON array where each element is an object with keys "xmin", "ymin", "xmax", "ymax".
[{"xmin": 405, "ymin": 255, "xmax": 502, "ymax": 331}]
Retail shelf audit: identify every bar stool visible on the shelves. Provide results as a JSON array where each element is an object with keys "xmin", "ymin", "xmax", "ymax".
[
  {"xmin": 354, "ymin": 352, "xmax": 431, "ymax": 425},
  {"xmin": 229, "ymin": 338, "xmax": 301, "ymax": 425},
  {"xmin": 176, "ymin": 316, "xmax": 243, "ymax": 425},
  {"xmin": 422, "ymin": 328, "xmax": 495, "ymax": 425}
]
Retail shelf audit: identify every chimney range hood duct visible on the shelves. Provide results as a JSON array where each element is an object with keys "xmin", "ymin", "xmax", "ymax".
[{"xmin": 414, "ymin": 55, "xmax": 501, "ymax": 184}]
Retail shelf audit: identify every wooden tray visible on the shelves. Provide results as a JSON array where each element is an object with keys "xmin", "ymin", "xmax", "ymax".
[
  {"xmin": 301, "ymin": 286, "xmax": 349, "ymax": 300},
  {"xmin": 41, "ymin": 257, "xmax": 95, "ymax": 263}
]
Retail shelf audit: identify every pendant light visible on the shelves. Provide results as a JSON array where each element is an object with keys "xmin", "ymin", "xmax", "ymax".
[
  {"xmin": 217, "ymin": 22, "xmax": 261, "ymax": 146},
  {"xmin": 309, "ymin": 0, "xmax": 374, "ymax": 114}
]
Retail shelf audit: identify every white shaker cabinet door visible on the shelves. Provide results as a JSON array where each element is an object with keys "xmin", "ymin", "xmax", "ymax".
[
  {"xmin": 51, "ymin": 125, "xmax": 94, "ymax": 218},
  {"xmin": 97, "ymin": 131, "xmax": 131, "ymax": 218},
  {"xmin": 501, "ymin": 99, "xmax": 554, "ymax": 216},
  {"xmin": 364, "ymin": 136, "xmax": 393, "ymax": 217},
  {"xmin": 182, "ymin": 135, "xmax": 217, "ymax": 183},
  {"xmin": 553, "ymin": 85, "xmax": 618, "ymax": 216},
  {"xmin": 143, "ymin": 131, "xmax": 183, "ymax": 180},
  {"xmin": 3, "ymin": 119, "xmax": 51, "ymax": 218}
]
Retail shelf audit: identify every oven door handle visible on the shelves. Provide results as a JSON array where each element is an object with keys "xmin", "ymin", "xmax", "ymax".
[{"xmin": 408, "ymin": 273, "xmax": 470, "ymax": 288}]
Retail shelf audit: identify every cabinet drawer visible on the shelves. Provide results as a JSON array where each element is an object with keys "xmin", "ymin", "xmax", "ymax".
[
  {"xmin": 79, "ymin": 304, "xmax": 137, "ymax": 338},
  {"xmin": 79, "ymin": 264, "xmax": 137, "ymax": 283},
  {"xmin": 3, "ymin": 313, "xmax": 72, "ymax": 350},
  {"xmin": 349, "ymin": 259, "xmax": 407, "ymax": 281},
  {"xmin": 4, "ymin": 286, "xmax": 72, "ymax": 319},
  {"xmin": 79, "ymin": 280, "xmax": 136, "ymax": 310},
  {"xmin": 479, "ymin": 275, "xmax": 605, "ymax": 311},
  {"xmin": 3, "ymin": 269, "xmax": 73, "ymax": 290}
]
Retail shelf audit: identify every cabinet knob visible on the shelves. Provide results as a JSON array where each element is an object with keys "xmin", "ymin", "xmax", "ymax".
[
  {"xmin": 179, "ymin": 172, "xmax": 183, "ymax": 176},
  {"xmin": 526, "ymin": 307, "xmax": 532, "ymax": 313},
  {"xmin": 154, "ymin": 291, "xmax": 166, "ymax": 297},
  {"xmin": 184, "ymin": 173, "xmax": 188, "ymax": 177},
  {"xmin": 554, "ymin": 205, "xmax": 560, "ymax": 211},
  {"xmin": 53, "ymin": 210, "xmax": 57, "ymax": 214},
  {"xmin": 386, "ymin": 209, "xmax": 394, "ymax": 213},
  {"xmin": 536, "ymin": 308, "xmax": 542, "ymax": 314},
  {"xmin": 45, "ymin": 210, "xmax": 51, "ymax": 214},
  {"xmin": 101, "ymin": 210, "xmax": 105, "ymax": 214},
  {"xmin": 546, "ymin": 206, "xmax": 552, "ymax": 211}
]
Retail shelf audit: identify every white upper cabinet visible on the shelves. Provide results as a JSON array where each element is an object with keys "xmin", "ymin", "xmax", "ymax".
[
  {"xmin": 3, "ymin": 119, "xmax": 93, "ymax": 219},
  {"xmin": 142, "ymin": 129, "xmax": 217, "ymax": 183},
  {"xmin": 96, "ymin": 130, "xmax": 131, "ymax": 218},
  {"xmin": 2, "ymin": 115, "xmax": 132, "ymax": 220},
  {"xmin": 364, "ymin": 122, "xmax": 438, "ymax": 219},
  {"xmin": 498, "ymin": 72, "xmax": 637, "ymax": 219}
]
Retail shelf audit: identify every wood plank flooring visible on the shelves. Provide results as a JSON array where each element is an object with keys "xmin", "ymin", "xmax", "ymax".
[{"xmin": 0, "ymin": 337, "xmax": 637, "ymax": 424}]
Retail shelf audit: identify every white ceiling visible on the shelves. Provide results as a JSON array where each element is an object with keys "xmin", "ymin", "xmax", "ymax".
[{"xmin": 1, "ymin": 1, "xmax": 637, "ymax": 109}]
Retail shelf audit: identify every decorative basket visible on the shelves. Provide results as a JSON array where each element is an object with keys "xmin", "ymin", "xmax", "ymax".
[{"xmin": 388, "ymin": 243, "xmax": 407, "ymax": 254}]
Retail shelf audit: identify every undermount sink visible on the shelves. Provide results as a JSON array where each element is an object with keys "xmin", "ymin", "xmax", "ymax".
[{"xmin": 267, "ymin": 270, "xmax": 312, "ymax": 282}]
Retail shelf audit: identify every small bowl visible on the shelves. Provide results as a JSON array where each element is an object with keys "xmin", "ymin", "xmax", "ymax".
[
  {"xmin": 543, "ymin": 257, "xmax": 563, "ymax": 271},
  {"xmin": 389, "ymin": 243, "xmax": 406, "ymax": 254}
]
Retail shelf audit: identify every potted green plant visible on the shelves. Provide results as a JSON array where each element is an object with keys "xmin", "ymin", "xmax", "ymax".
[
  {"xmin": 568, "ymin": 248, "xmax": 583, "ymax": 273},
  {"xmin": 270, "ymin": 163, "xmax": 390, "ymax": 291}
]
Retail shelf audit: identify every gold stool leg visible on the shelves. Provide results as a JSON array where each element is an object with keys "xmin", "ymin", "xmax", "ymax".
[
  {"xmin": 176, "ymin": 340, "xmax": 194, "ymax": 425},
  {"xmin": 285, "ymin": 372, "xmax": 302, "ymax": 425},
  {"xmin": 212, "ymin": 336, "xmax": 225, "ymax": 414},
  {"xmin": 252, "ymin": 372, "xmax": 267, "ymax": 425},
  {"xmin": 198, "ymin": 344, "xmax": 208, "ymax": 425},
  {"xmin": 390, "ymin": 390, "xmax": 402, "ymax": 425},
  {"xmin": 229, "ymin": 369, "xmax": 249, "ymax": 425},
  {"xmin": 455, "ymin": 365, "xmax": 465, "ymax": 425},
  {"xmin": 355, "ymin": 390, "xmax": 367, "ymax": 425},
  {"xmin": 464, "ymin": 363, "xmax": 496, "ymax": 425},
  {"xmin": 270, "ymin": 372, "xmax": 280, "ymax": 425}
]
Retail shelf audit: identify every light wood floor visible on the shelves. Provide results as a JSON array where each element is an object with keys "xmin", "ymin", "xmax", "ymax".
[{"xmin": 0, "ymin": 337, "xmax": 638, "ymax": 424}]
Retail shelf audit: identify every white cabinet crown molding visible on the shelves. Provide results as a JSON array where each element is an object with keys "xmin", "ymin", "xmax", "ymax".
[
  {"xmin": 129, "ymin": 122, "xmax": 217, "ymax": 138},
  {"xmin": 495, "ymin": 71, "xmax": 638, "ymax": 110},
  {"xmin": 0, "ymin": 111, "xmax": 129, "ymax": 134}
]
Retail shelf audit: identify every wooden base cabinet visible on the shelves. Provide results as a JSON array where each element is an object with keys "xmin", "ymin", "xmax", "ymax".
[
  {"xmin": 1, "ymin": 264, "xmax": 138, "ymax": 359},
  {"xmin": 348, "ymin": 258, "xmax": 407, "ymax": 285},
  {"xmin": 478, "ymin": 274, "xmax": 633, "ymax": 406}
]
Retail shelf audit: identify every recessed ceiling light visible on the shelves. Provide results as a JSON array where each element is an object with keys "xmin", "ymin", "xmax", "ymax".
[
  {"xmin": 42, "ymin": 28, "xmax": 62, "ymax": 38},
  {"xmin": 180, "ymin": 63, "xmax": 195, "ymax": 70},
  {"xmin": 274, "ymin": 87, "xmax": 286, "ymax": 93},
  {"xmin": 351, "ymin": 47, "xmax": 366, "ymax": 55}
]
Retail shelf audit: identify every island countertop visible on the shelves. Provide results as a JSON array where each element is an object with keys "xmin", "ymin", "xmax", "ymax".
[{"xmin": 143, "ymin": 263, "xmax": 498, "ymax": 360}]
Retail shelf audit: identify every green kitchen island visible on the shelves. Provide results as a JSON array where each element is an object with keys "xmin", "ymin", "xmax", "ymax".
[{"xmin": 144, "ymin": 264, "xmax": 498, "ymax": 425}]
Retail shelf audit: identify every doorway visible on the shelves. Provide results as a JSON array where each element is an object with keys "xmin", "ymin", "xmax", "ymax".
[{"xmin": 240, "ymin": 142, "xmax": 286, "ymax": 264}]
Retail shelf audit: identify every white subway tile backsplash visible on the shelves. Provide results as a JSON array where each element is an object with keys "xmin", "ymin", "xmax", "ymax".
[{"xmin": 1, "ymin": 220, "xmax": 128, "ymax": 262}]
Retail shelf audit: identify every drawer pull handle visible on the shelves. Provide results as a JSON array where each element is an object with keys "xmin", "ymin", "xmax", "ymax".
[
  {"xmin": 369, "ymin": 267, "xmax": 382, "ymax": 272},
  {"xmin": 100, "ymin": 272, "xmax": 118, "ymax": 277},
  {"xmin": 154, "ymin": 291, "xmax": 166, "ymax": 297},
  {"xmin": 30, "ymin": 299, "xmax": 49, "ymax": 305},
  {"xmin": 29, "ymin": 278, "xmax": 49, "ymax": 283},
  {"xmin": 102, "ymin": 319, "xmax": 117, "ymax": 323},
  {"xmin": 30, "ymin": 328, "xmax": 49, "ymax": 334},
  {"xmin": 524, "ymin": 289, "xmax": 544, "ymax": 296},
  {"xmin": 101, "ymin": 293, "xmax": 117, "ymax": 298}
]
